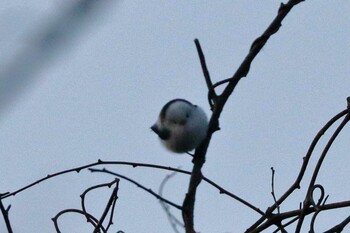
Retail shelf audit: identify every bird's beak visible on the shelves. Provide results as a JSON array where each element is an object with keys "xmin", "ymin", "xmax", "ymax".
[
  {"xmin": 150, "ymin": 124, "xmax": 159, "ymax": 135},
  {"xmin": 150, "ymin": 124, "xmax": 170, "ymax": 140}
]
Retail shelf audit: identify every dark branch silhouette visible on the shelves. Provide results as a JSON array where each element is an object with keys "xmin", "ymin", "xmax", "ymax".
[
  {"xmin": 270, "ymin": 167, "xmax": 280, "ymax": 214},
  {"xmin": 52, "ymin": 179, "xmax": 119, "ymax": 233},
  {"xmin": 0, "ymin": 198, "xmax": 13, "ymax": 233},
  {"xmin": 324, "ymin": 215, "xmax": 350, "ymax": 233},
  {"xmin": 89, "ymin": 168, "xmax": 183, "ymax": 210},
  {"xmin": 1, "ymin": 1, "xmax": 349, "ymax": 232},
  {"xmin": 183, "ymin": 0, "xmax": 306, "ymax": 232},
  {"xmin": 1, "ymin": 160, "xmax": 260, "ymax": 215}
]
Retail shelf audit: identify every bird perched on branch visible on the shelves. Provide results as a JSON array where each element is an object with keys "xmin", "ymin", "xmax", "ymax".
[{"xmin": 151, "ymin": 99, "xmax": 208, "ymax": 153}]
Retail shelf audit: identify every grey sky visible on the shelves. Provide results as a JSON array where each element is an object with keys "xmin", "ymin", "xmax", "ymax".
[{"xmin": 1, "ymin": 1, "xmax": 349, "ymax": 232}]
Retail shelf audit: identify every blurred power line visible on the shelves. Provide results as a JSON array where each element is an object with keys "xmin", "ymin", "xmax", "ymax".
[{"xmin": 0, "ymin": 0, "xmax": 114, "ymax": 117}]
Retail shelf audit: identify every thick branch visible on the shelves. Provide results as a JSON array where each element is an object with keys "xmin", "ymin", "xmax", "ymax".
[{"xmin": 183, "ymin": 0, "xmax": 305, "ymax": 232}]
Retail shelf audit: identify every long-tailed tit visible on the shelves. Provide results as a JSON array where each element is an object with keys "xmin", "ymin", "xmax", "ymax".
[{"xmin": 151, "ymin": 99, "xmax": 208, "ymax": 153}]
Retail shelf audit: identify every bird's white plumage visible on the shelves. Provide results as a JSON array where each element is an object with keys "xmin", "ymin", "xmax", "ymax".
[{"xmin": 151, "ymin": 99, "xmax": 208, "ymax": 153}]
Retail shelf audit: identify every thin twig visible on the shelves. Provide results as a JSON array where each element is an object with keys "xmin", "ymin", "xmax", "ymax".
[
  {"xmin": 80, "ymin": 180, "xmax": 119, "ymax": 227},
  {"xmin": 246, "ymin": 109, "xmax": 348, "ymax": 232},
  {"xmin": 272, "ymin": 216, "xmax": 300, "ymax": 233},
  {"xmin": 270, "ymin": 167, "xmax": 280, "ymax": 214},
  {"xmin": 158, "ymin": 171, "xmax": 184, "ymax": 233},
  {"xmin": 1, "ymin": 160, "xmax": 261, "ymax": 215},
  {"xmin": 0, "ymin": 160, "xmax": 191, "ymax": 199},
  {"xmin": 250, "ymin": 200, "xmax": 350, "ymax": 233},
  {"xmin": 0, "ymin": 199, "xmax": 13, "ymax": 233},
  {"xmin": 89, "ymin": 168, "xmax": 182, "ymax": 210},
  {"xmin": 296, "ymin": 114, "xmax": 350, "ymax": 232},
  {"xmin": 52, "ymin": 209, "xmax": 106, "ymax": 233},
  {"xmin": 194, "ymin": 39, "xmax": 217, "ymax": 109},
  {"xmin": 324, "ymin": 215, "xmax": 350, "ymax": 233},
  {"xmin": 201, "ymin": 176, "xmax": 264, "ymax": 215},
  {"xmin": 52, "ymin": 179, "xmax": 119, "ymax": 233},
  {"xmin": 93, "ymin": 181, "xmax": 119, "ymax": 233}
]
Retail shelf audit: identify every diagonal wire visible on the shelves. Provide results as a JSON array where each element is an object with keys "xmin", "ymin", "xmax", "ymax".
[{"xmin": 0, "ymin": 0, "xmax": 114, "ymax": 117}]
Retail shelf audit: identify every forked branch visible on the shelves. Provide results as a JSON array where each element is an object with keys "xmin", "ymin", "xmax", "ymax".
[{"xmin": 183, "ymin": 0, "xmax": 305, "ymax": 232}]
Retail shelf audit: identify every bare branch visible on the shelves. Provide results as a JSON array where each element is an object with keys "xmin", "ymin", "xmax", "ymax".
[
  {"xmin": 296, "ymin": 114, "xmax": 350, "ymax": 232},
  {"xmin": 270, "ymin": 167, "xmax": 280, "ymax": 214},
  {"xmin": 1, "ymin": 160, "xmax": 259, "ymax": 216},
  {"xmin": 201, "ymin": 176, "xmax": 264, "ymax": 215},
  {"xmin": 246, "ymin": 108, "xmax": 348, "ymax": 232},
  {"xmin": 93, "ymin": 181, "xmax": 119, "ymax": 233},
  {"xmin": 0, "ymin": 198, "xmax": 13, "ymax": 233},
  {"xmin": 89, "ymin": 168, "xmax": 182, "ymax": 210},
  {"xmin": 272, "ymin": 216, "xmax": 299, "ymax": 233},
  {"xmin": 52, "ymin": 209, "xmax": 106, "ymax": 233},
  {"xmin": 194, "ymin": 39, "xmax": 217, "ymax": 109},
  {"xmin": 250, "ymin": 200, "xmax": 350, "ymax": 233},
  {"xmin": 183, "ymin": 0, "xmax": 306, "ymax": 232},
  {"xmin": 158, "ymin": 171, "xmax": 184, "ymax": 233},
  {"xmin": 80, "ymin": 179, "xmax": 119, "ymax": 231},
  {"xmin": 324, "ymin": 215, "xmax": 350, "ymax": 233},
  {"xmin": 0, "ymin": 160, "xmax": 191, "ymax": 199},
  {"xmin": 52, "ymin": 179, "xmax": 119, "ymax": 233}
]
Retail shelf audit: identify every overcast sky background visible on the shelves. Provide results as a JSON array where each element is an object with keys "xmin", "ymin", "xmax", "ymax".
[{"xmin": 0, "ymin": 1, "xmax": 349, "ymax": 232}]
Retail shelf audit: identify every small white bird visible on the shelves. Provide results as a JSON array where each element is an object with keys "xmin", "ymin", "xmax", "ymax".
[{"xmin": 151, "ymin": 99, "xmax": 208, "ymax": 153}]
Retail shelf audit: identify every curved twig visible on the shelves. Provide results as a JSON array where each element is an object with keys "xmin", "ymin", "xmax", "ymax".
[
  {"xmin": 309, "ymin": 209, "xmax": 321, "ymax": 233},
  {"xmin": 2, "ymin": 160, "xmax": 262, "ymax": 215},
  {"xmin": 309, "ymin": 184, "xmax": 328, "ymax": 233},
  {"xmin": 246, "ymin": 109, "xmax": 348, "ymax": 232},
  {"xmin": 158, "ymin": 171, "xmax": 184, "ymax": 233},
  {"xmin": 89, "ymin": 168, "xmax": 182, "ymax": 210},
  {"xmin": 309, "ymin": 184, "xmax": 326, "ymax": 208},
  {"xmin": 0, "ymin": 160, "xmax": 190, "ymax": 199},
  {"xmin": 81, "ymin": 179, "xmax": 119, "ymax": 224},
  {"xmin": 52, "ymin": 209, "xmax": 106, "ymax": 233},
  {"xmin": 251, "ymin": 200, "xmax": 350, "ymax": 232},
  {"xmin": 308, "ymin": 115, "xmax": 350, "ymax": 190},
  {"xmin": 296, "ymin": 114, "xmax": 350, "ymax": 232}
]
